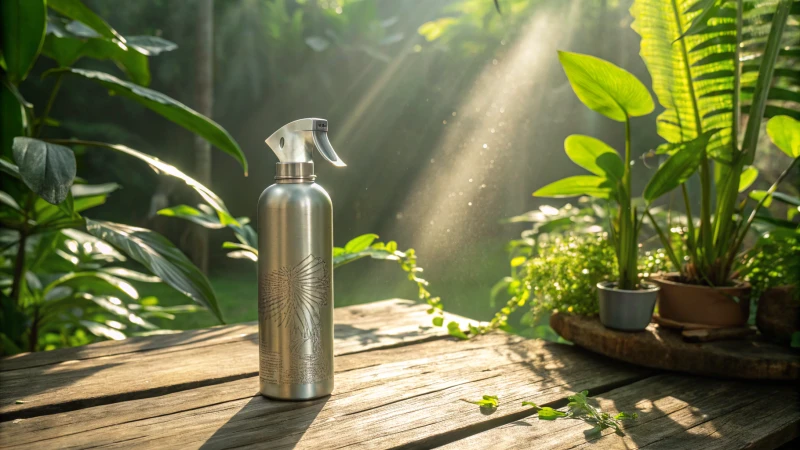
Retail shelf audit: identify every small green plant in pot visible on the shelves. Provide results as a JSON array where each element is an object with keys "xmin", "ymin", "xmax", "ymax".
[{"xmin": 533, "ymin": 51, "xmax": 660, "ymax": 331}]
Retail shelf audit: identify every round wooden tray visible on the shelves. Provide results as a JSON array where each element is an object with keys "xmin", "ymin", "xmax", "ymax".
[{"xmin": 550, "ymin": 313, "xmax": 800, "ymax": 380}]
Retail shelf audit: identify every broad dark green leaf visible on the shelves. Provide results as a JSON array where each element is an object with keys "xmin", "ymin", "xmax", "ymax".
[
  {"xmin": 85, "ymin": 219, "xmax": 224, "ymax": 323},
  {"xmin": 1, "ymin": 0, "xmax": 46, "ymax": 83},
  {"xmin": 1, "ymin": 83, "xmax": 25, "ymax": 159},
  {"xmin": 557, "ymin": 51, "xmax": 654, "ymax": 122},
  {"xmin": 766, "ymin": 115, "xmax": 800, "ymax": 158},
  {"xmin": 12, "ymin": 137, "xmax": 76, "ymax": 204},
  {"xmin": 47, "ymin": 0, "xmax": 126, "ymax": 44},
  {"xmin": 533, "ymin": 175, "xmax": 613, "ymax": 199},
  {"xmin": 344, "ymin": 234, "xmax": 379, "ymax": 253},
  {"xmin": 564, "ymin": 134, "xmax": 624, "ymax": 182},
  {"xmin": 42, "ymin": 34, "xmax": 151, "ymax": 85},
  {"xmin": 644, "ymin": 133, "xmax": 712, "ymax": 203},
  {"xmin": 52, "ymin": 69, "xmax": 247, "ymax": 172}
]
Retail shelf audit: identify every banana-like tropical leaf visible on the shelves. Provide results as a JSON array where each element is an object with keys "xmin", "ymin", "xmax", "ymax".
[{"xmin": 630, "ymin": 0, "xmax": 735, "ymax": 159}]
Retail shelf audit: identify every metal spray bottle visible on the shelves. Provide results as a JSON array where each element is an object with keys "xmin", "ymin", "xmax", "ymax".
[{"xmin": 257, "ymin": 118, "xmax": 345, "ymax": 400}]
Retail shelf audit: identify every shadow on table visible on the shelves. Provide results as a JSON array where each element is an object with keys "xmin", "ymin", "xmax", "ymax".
[{"xmin": 199, "ymin": 394, "xmax": 328, "ymax": 449}]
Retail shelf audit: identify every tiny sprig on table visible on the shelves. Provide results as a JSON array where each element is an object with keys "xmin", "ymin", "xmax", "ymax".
[{"xmin": 463, "ymin": 391, "xmax": 637, "ymax": 436}]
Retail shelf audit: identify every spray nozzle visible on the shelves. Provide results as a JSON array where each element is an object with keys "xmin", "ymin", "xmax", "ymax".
[{"xmin": 265, "ymin": 118, "xmax": 346, "ymax": 167}]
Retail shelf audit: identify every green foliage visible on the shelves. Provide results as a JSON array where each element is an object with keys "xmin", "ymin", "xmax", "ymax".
[
  {"xmin": 631, "ymin": 0, "xmax": 800, "ymax": 286},
  {"xmin": 12, "ymin": 138, "xmax": 76, "ymax": 204},
  {"xmin": 48, "ymin": 69, "xmax": 247, "ymax": 173},
  {"xmin": 535, "ymin": 51, "xmax": 655, "ymax": 290},
  {"xmin": 1, "ymin": 0, "xmax": 241, "ymax": 355},
  {"xmin": 86, "ymin": 220, "xmax": 224, "ymax": 323},
  {"xmin": 1, "ymin": 0, "xmax": 46, "ymax": 83},
  {"xmin": 533, "ymin": 175, "xmax": 614, "ymax": 200},
  {"xmin": 526, "ymin": 234, "xmax": 617, "ymax": 317},
  {"xmin": 767, "ymin": 115, "xmax": 800, "ymax": 159},
  {"xmin": 740, "ymin": 229, "xmax": 800, "ymax": 301}
]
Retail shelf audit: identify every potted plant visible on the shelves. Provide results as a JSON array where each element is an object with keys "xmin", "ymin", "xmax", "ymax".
[
  {"xmin": 533, "ymin": 51, "xmax": 661, "ymax": 331},
  {"xmin": 630, "ymin": 0, "xmax": 799, "ymax": 327},
  {"xmin": 741, "ymin": 228, "xmax": 800, "ymax": 345}
]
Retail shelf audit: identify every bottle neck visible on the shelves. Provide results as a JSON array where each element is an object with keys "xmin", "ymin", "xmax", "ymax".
[{"xmin": 275, "ymin": 162, "xmax": 315, "ymax": 183}]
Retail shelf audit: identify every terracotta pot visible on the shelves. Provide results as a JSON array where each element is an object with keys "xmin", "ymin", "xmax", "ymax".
[
  {"xmin": 652, "ymin": 273, "xmax": 750, "ymax": 327},
  {"xmin": 756, "ymin": 286, "xmax": 800, "ymax": 344}
]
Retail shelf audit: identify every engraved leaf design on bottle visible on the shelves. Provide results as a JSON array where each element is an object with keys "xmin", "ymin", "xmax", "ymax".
[{"xmin": 262, "ymin": 254, "xmax": 330, "ymax": 353}]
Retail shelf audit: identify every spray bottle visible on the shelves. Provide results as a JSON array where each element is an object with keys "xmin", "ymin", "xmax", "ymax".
[{"xmin": 258, "ymin": 118, "xmax": 345, "ymax": 400}]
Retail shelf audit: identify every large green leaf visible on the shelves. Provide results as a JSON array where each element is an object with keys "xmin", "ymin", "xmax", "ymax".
[
  {"xmin": 42, "ymin": 34, "xmax": 151, "ymax": 85},
  {"xmin": 344, "ymin": 234, "xmax": 379, "ymax": 253},
  {"xmin": 51, "ymin": 140, "xmax": 238, "ymax": 226},
  {"xmin": 767, "ymin": 115, "xmax": 800, "ymax": 158},
  {"xmin": 557, "ymin": 51, "xmax": 654, "ymax": 122},
  {"xmin": 12, "ymin": 137, "xmax": 76, "ymax": 204},
  {"xmin": 34, "ymin": 183, "xmax": 118, "ymax": 223},
  {"xmin": 563, "ymin": 135, "xmax": 624, "ymax": 183},
  {"xmin": 533, "ymin": 175, "xmax": 613, "ymax": 199},
  {"xmin": 50, "ymin": 69, "xmax": 247, "ymax": 173},
  {"xmin": 630, "ymin": 0, "xmax": 734, "ymax": 158},
  {"xmin": 0, "ymin": 0, "xmax": 46, "ymax": 83},
  {"xmin": 47, "ymin": 0, "xmax": 126, "ymax": 44},
  {"xmin": 644, "ymin": 132, "xmax": 711, "ymax": 203},
  {"xmin": 740, "ymin": 0, "xmax": 794, "ymax": 164},
  {"xmin": 85, "ymin": 219, "xmax": 224, "ymax": 323},
  {"xmin": 1, "ymin": 83, "xmax": 24, "ymax": 159}
]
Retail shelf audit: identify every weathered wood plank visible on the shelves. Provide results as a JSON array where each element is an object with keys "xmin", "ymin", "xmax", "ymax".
[
  {"xmin": 551, "ymin": 313, "xmax": 800, "ymax": 380},
  {"xmin": 0, "ymin": 333, "xmax": 649, "ymax": 449},
  {"xmin": 0, "ymin": 299, "xmax": 475, "ymax": 421},
  {"xmin": 441, "ymin": 374, "xmax": 800, "ymax": 450}
]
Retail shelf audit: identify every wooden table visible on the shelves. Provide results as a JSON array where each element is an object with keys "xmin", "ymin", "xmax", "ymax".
[{"xmin": 1, "ymin": 299, "xmax": 798, "ymax": 449}]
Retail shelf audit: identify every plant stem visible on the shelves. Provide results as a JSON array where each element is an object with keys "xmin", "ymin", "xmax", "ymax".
[
  {"xmin": 646, "ymin": 209, "xmax": 682, "ymax": 271},
  {"xmin": 10, "ymin": 195, "xmax": 34, "ymax": 305},
  {"xmin": 618, "ymin": 117, "xmax": 636, "ymax": 289},
  {"xmin": 727, "ymin": 155, "xmax": 800, "ymax": 272},
  {"xmin": 35, "ymin": 73, "xmax": 64, "ymax": 138},
  {"xmin": 732, "ymin": 0, "xmax": 742, "ymax": 148},
  {"xmin": 29, "ymin": 306, "xmax": 40, "ymax": 352}
]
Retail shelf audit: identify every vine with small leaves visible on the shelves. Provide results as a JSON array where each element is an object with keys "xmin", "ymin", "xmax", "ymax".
[{"xmin": 462, "ymin": 390, "xmax": 637, "ymax": 436}]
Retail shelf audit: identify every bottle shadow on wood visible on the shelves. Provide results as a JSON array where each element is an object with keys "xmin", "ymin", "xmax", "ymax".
[{"xmin": 199, "ymin": 394, "xmax": 329, "ymax": 449}]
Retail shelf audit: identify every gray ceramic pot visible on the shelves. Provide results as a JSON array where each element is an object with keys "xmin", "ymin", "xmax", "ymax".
[{"xmin": 597, "ymin": 281, "xmax": 659, "ymax": 331}]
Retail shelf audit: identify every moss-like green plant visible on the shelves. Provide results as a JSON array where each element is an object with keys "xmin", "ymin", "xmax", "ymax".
[{"xmin": 526, "ymin": 234, "xmax": 617, "ymax": 317}]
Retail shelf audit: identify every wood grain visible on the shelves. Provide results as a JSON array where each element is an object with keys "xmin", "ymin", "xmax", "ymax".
[
  {"xmin": 442, "ymin": 374, "xmax": 800, "ymax": 450},
  {"xmin": 0, "ymin": 299, "xmax": 476, "ymax": 421},
  {"xmin": 551, "ymin": 313, "xmax": 800, "ymax": 380},
  {"xmin": 0, "ymin": 333, "xmax": 648, "ymax": 449}
]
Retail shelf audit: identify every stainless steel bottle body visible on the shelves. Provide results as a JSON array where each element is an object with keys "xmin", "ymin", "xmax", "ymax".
[{"xmin": 257, "ymin": 178, "xmax": 334, "ymax": 400}]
